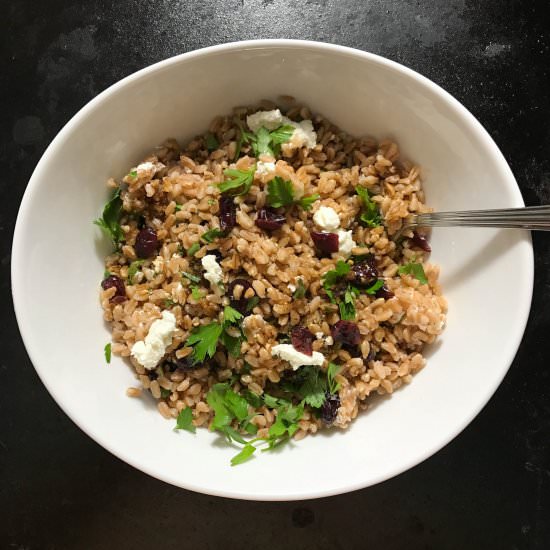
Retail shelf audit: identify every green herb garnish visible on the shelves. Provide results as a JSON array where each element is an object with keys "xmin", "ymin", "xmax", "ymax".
[
  {"xmin": 398, "ymin": 261, "xmax": 428, "ymax": 284},
  {"xmin": 164, "ymin": 298, "xmax": 176, "ymax": 308},
  {"xmin": 246, "ymin": 296, "xmax": 260, "ymax": 311},
  {"xmin": 321, "ymin": 260, "xmax": 351, "ymax": 302},
  {"xmin": 175, "ymin": 203, "xmax": 183, "ymax": 212},
  {"xmin": 231, "ymin": 444, "xmax": 257, "ymax": 466},
  {"xmin": 104, "ymin": 343, "xmax": 111, "ymax": 364},
  {"xmin": 292, "ymin": 279, "xmax": 307, "ymax": 299},
  {"xmin": 191, "ymin": 285, "xmax": 205, "ymax": 300},
  {"xmin": 185, "ymin": 322, "xmax": 224, "ymax": 363},
  {"xmin": 201, "ymin": 228, "xmax": 225, "ymax": 243},
  {"xmin": 93, "ymin": 188, "xmax": 124, "ymax": 247},
  {"xmin": 234, "ymin": 121, "xmax": 256, "ymax": 160},
  {"xmin": 127, "ymin": 260, "xmax": 144, "ymax": 284},
  {"xmin": 297, "ymin": 194, "xmax": 320, "ymax": 211},
  {"xmin": 187, "ymin": 243, "xmax": 200, "ymax": 256},
  {"xmin": 205, "ymin": 133, "xmax": 219, "ymax": 152},
  {"xmin": 129, "ymin": 170, "xmax": 137, "ymax": 178},
  {"xmin": 182, "ymin": 271, "xmax": 201, "ymax": 284},
  {"xmin": 266, "ymin": 176, "xmax": 295, "ymax": 208},
  {"xmin": 356, "ymin": 186, "xmax": 382, "ymax": 227},
  {"xmin": 160, "ymin": 387, "xmax": 171, "ymax": 398},
  {"xmin": 365, "ymin": 279, "xmax": 384, "ymax": 295},
  {"xmin": 103, "ymin": 269, "xmax": 111, "ymax": 279},
  {"xmin": 175, "ymin": 407, "xmax": 196, "ymax": 433},
  {"xmin": 218, "ymin": 166, "xmax": 256, "ymax": 196},
  {"xmin": 327, "ymin": 362, "xmax": 341, "ymax": 394},
  {"xmin": 339, "ymin": 285, "xmax": 360, "ymax": 320},
  {"xmin": 223, "ymin": 305, "xmax": 243, "ymax": 324},
  {"xmin": 238, "ymin": 123, "xmax": 295, "ymax": 158}
]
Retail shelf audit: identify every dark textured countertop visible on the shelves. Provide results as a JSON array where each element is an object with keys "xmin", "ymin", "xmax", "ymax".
[{"xmin": 2, "ymin": 1, "xmax": 550, "ymax": 548}]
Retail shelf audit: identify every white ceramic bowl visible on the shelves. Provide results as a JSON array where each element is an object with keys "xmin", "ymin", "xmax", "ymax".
[{"xmin": 12, "ymin": 40, "xmax": 533, "ymax": 500}]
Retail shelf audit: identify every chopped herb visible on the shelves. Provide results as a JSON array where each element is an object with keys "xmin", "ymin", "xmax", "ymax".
[
  {"xmin": 205, "ymin": 133, "xmax": 219, "ymax": 152},
  {"xmin": 292, "ymin": 279, "xmax": 307, "ymax": 299},
  {"xmin": 243, "ymin": 389, "xmax": 262, "ymax": 408},
  {"xmin": 104, "ymin": 343, "xmax": 112, "ymax": 364},
  {"xmin": 231, "ymin": 444, "xmax": 257, "ymax": 466},
  {"xmin": 182, "ymin": 271, "xmax": 201, "ymax": 284},
  {"xmin": 201, "ymin": 228, "xmax": 225, "ymax": 243},
  {"xmin": 127, "ymin": 260, "xmax": 144, "ymax": 284},
  {"xmin": 164, "ymin": 298, "xmax": 176, "ymax": 308},
  {"xmin": 103, "ymin": 269, "xmax": 111, "ymax": 279},
  {"xmin": 296, "ymin": 366, "xmax": 326, "ymax": 408},
  {"xmin": 175, "ymin": 203, "xmax": 183, "ymax": 212},
  {"xmin": 93, "ymin": 188, "xmax": 124, "ymax": 247},
  {"xmin": 254, "ymin": 127, "xmax": 272, "ymax": 157},
  {"xmin": 187, "ymin": 243, "xmax": 200, "ymax": 256},
  {"xmin": 191, "ymin": 285, "xmax": 204, "ymax": 300},
  {"xmin": 297, "ymin": 194, "xmax": 320, "ymax": 211},
  {"xmin": 220, "ymin": 332, "xmax": 243, "ymax": 357},
  {"xmin": 239, "ymin": 123, "xmax": 294, "ymax": 158},
  {"xmin": 339, "ymin": 285, "xmax": 360, "ymax": 320},
  {"xmin": 223, "ymin": 305, "xmax": 243, "ymax": 324},
  {"xmin": 160, "ymin": 387, "xmax": 171, "ymax": 398},
  {"xmin": 365, "ymin": 279, "xmax": 385, "ymax": 295},
  {"xmin": 218, "ymin": 166, "xmax": 256, "ymax": 196},
  {"xmin": 266, "ymin": 176, "xmax": 295, "ymax": 208},
  {"xmin": 185, "ymin": 322, "xmax": 224, "ymax": 363},
  {"xmin": 327, "ymin": 363, "xmax": 341, "ymax": 394},
  {"xmin": 129, "ymin": 170, "xmax": 137, "ymax": 178},
  {"xmin": 246, "ymin": 296, "xmax": 260, "ymax": 311},
  {"xmin": 356, "ymin": 186, "xmax": 382, "ymax": 228},
  {"xmin": 234, "ymin": 121, "xmax": 256, "ymax": 160},
  {"xmin": 321, "ymin": 260, "xmax": 351, "ymax": 302},
  {"xmin": 398, "ymin": 261, "xmax": 428, "ymax": 284},
  {"xmin": 267, "ymin": 124, "xmax": 295, "ymax": 156},
  {"xmin": 263, "ymin": 401, "xmax": 304, "ymax": 449},
  {"xmin": 175, "ymin": 407, "xmax": 196, "ymax": 433}
]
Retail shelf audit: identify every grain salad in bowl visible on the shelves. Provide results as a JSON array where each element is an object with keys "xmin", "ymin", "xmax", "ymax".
[{"xmin": 96, "ymin": 100, "xmax": 447, "ymax": 465}]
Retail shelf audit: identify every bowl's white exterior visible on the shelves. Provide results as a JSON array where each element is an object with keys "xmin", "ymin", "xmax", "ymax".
[{"xmin": 12, "ymin": 40, "xmax": 533, "ymax": 500}]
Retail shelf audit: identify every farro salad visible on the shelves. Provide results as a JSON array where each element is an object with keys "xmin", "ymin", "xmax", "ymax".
[{"xmin": 96, "ymin": 99, "xmax": 447, "ymax": 465}]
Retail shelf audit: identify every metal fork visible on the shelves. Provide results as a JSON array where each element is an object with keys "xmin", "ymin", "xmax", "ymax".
[{"xmin": 397, "ymin": 205, "xmax": 550, "ymax": 238}]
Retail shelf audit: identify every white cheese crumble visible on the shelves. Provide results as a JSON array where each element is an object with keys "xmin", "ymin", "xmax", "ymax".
[
  {"xmin": 246, "ymin": 109, "xmax": 317, "ymax": 151},
  {"xmin": 131, "ymin": 311, "xmax": 176, "ymax": 370},
  {"xmin": 201, "ymin": 254, "xmax": 223, "ymax": 286},
  {"xmin": 315, "ymin": 332, "xmax": 324, "ymax": 339},
  {"xmin": 271, "ymin": 344, "xmax": 325, "ymax": 371},
  {"xmin": 255, "ymin": 160, "xmax": 276, "ymax": 180},
  {"xmin": 152, "ymin": 256, "xmax": 164, "ymax": 273},
  {"xmin": 288, "ymin": 283, "xmax": 296, "ymax": 293},
  {"xmin": 313, "ymin": 206, "xmax": 340, "ymax": 231},
  {"xmin": 136, "ymin": 161, "xmax": 155, "ymax": 173},
  {"xmin": 336, "ymin": 229, "xmax": 356, "ymax": 256},
  {"xmin": 325, "ymin": 336, "xmax": 334, "ymax": 346}
]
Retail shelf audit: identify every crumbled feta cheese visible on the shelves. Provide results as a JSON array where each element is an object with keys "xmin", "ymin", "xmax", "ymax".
[
  {"xmin": 271, "ymin": 344, "xmax": 325, "ymax": 371},
  {"xmin": 246, "ymin": 109, "xmax": 284, "ymax": 132},
  {"xmin": 201, "ymin": 254, "xmax": 223, "ymax": 286},
  {"xmin": 136, "ymin": 161, "xmax": 155, "ymax": 173},
  {"xmin": 313, "ymin": 206, "xmax": 340, "ymax": 231},
  {"xmin": 286, "ymin": 119, "xmax": 317, "ymax": 149},
  {"xmin": 152, "ymin": 256, "xmax": 164, "ymax": 273},
  {"xmin": 256, "ymin": 160, "xmax": 276, "ymax": 176},
  {"xmin": 315, "ymin": 332, "xmax": 324, "ymax": 339},
  {"xmin": 336, "ymin": 229, "xmax": 356, "ymax": 256},
  {"xmin": 131, "ymin": 311, "xmax": 176, "ymax": 370},
  {"xmin": 288, "ymin": 283, "xmax": 296, "ymax": 293},
  {"xmin": 325, "ymin": 336, "xmax": 334, "ymax": 346}
]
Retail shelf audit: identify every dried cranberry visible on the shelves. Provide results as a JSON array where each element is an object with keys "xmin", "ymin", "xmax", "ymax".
[
  {"xmin": 375, "ymin": 284, "xmax": 394, "ymax": 300},
  {"xmin": 331, "ymin": 320, "xmax": 361, "ymax": 346},
  {"xmin": 311, "ymin": 231, "xmax": 339, "ymax": 254},
  {"xmin": 228, "ymin": 278, "xmax": 253, "ymax": 314},
  {"xmin": 255, "ymin": 208, "xmax": 286, "ymax": 231},
  {"xmin": 349, "ymin": 256, "xmax": 379, "ymax": 286},
  {"xmin": 101, "ymin": 275, "xmax": 126, "ymax": 303},
  {"xmin": 291, "ymin": 326, "xmax": 315, "ymax": 356},
  {"xmin": 135, "ymin": 227, "xmax": 159, "ymax": 258},
  {"xmin": 219, "ymin": 196, "xmax": 236, "ymax": 231},
  {"xmin": 408, "ymin": 231, "xmax": 431, "ymax": 252},
  {"xmin": 321, "ymin": 392, "xmax": 340, "ymax": 424}
]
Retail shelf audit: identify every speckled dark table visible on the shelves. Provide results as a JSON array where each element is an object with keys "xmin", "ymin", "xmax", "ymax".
[{"xmin": 2, "ymin": 1, "xmax": 550, "ymax": 548}]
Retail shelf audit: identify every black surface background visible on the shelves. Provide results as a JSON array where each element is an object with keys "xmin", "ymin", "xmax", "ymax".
[{"xmin": 2, "ymin": 1, "xmax": 550, "ymax": 549}]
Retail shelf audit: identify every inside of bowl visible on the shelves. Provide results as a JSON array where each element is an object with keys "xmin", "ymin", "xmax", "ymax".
[{"xmin": 13, "ymin": 42, "xmax": 532, "ymax": 500}]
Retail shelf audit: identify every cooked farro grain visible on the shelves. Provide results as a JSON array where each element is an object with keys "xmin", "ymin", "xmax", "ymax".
[{"xmin": 97, "ymin": 101, "xmax": 447, "ymax": 464}]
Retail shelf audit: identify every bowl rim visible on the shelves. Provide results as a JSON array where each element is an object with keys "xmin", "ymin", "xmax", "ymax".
[{"xmin": 12, "ymin": 39, "xmax": 534, "ymax": 501}]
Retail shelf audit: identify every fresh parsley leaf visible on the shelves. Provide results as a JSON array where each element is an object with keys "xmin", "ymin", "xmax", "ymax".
[
  {"xmin": 223, "ymin": 305, "xmax": 243, "ymax": 324},
  {"xmin": 234, "ymin": 121, "xmax": 256, "ymax": 161},
  {"xmin": 129, "ymin": 170, "xmax": 137, "ymax": 178},
  {"xmin": 254, "ymin": 127, "xmax": 272, "ymax": 157},
  {"xmin": 339, "ymin": 285, "xmax": 360, "ymax": 320},
  {"xmin": 218, "ymin": 166, "xmax": 256, "ymax": 196},
  {"xmin": 297, "ymin": 366, "xmax": 326, "ymax": 408},
  {"xmin": 220, "ymin": 331, "xmax": 242, "ymax": 357},
  {"xmin": 266, "ymin": 176, "xmax": 295, "ymax": 208},
  {"xmin": 321, "ymin": 261, "xmax": 351, "ymax": 302},
  {"xmin": 243, "ymin": 389, "xmax": 263, "ymax": 408},
  {"xmin": 164, "ymin": 298, "xmax": 176, "ymax": 308},
  {"xmin": 175, "ymin": 407, "xmax": 196, "ymax": 433},
  {"xmin": 205, "ymin": 133, "xmax": 219, "ymax": 152},
  {"xmin": 263, "ymin": 394, "xmax": 282, "ymax": 409},
  {"xmin": 297, "ymin": 194, "xmax": 320, "ymax": 211},
  {"xmin": 365, "ymin": 279, "xmax": 384, "ymax": 295},
  {"xmin": 187, "ymin": 243, "xmax": 200, "ymax": 256},
  {"xmin": 356, "ymin": 186, "xmax": 382, "ymax": 228},
  {"xmin": 398, "ymin": 262, "xmax": 428, "ymax": 284},
  {"xmin": 264, "ymin": 401, "xmax": 304, "ymax": 448},
  {"xmin": 175, "ymin": 203, "xmax": 183, "ymax": 212},
  {"xmin": 185, "ymin": 322, "xmax": 224, "ymax": 363},
  {"xmin": 207, "ymin": 384, "xmax": 233, "ymax": 430},
  {"xmin": 327, "ymin": 363, "xmax": 341, "ymax": 394},
  {"xmin": 182, "ymin": 271, "xmax": 201, "ymax": 284},
  {"xmin": 292, "ymin": 279, "xmax": 307, "ymax": 299},
  {"xmin": 224, "ymin": 389, "xmax": 249, "ymax": 422},
  {"xmin": 231, "ymin": 443, "xmax": 256, "ymax": 466},
  {"xmin": 201, "ymin": 228, "xmax": 225, "ymax": 243},
  {"xmin": 104, "ymin": 343, "xmax": 111, "ymax": 364},
  {"xmin": 93, "ymin": 188, "xmax": 124, "ymax": 247},
  {"xmin": 127, "ymin": 260, "xmax": 144, "ymax": 284},
  {"xmin": 246, "ymin": 296, "xmax": 259, "ymax": 311},
  {"xmin": 191, "ymin": 285, "xmax": 204, "ymax": 300},
  {"xmin": 268, "ymin": 124, "xmax": 295, "ymax": 156},
  {"xmin": 103, "ymin": 269, "xmax": 111, "ymax": 279},
  {"xmin": 221, "ymin": 425, "xmax": 248, "ymax": 444},
  {"xmin": 160, "ymin": 387, "xmax": 171, "ymax": 398}
]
